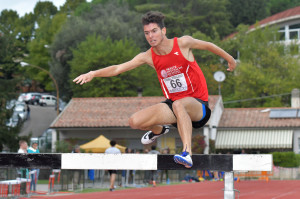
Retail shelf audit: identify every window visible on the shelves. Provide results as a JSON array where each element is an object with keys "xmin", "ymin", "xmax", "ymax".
[
  {"xmin": 289, "ymin": 31, "xmax": 299, "ymax": 40},
  {"xmin": 289, "ymin": 24, "xmax": 300, "ymax": 29}
]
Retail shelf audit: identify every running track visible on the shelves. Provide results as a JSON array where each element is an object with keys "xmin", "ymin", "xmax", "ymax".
[{"xmin": 30, "ymin": 180, "xmax": 300, "ymax": 199}]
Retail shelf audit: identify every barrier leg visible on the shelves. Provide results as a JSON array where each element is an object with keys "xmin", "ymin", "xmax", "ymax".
[{"xmin": 224, "ymin": 172, "xmax": 235, "ymax": 199}]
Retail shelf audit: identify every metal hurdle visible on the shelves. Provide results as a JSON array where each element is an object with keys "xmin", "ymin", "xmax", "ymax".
[{"xmin": 0, "ymin": 153, "xmax": 272, "ymax": 199}]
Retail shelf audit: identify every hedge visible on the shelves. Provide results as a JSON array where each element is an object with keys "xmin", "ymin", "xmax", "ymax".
[{"xmin": 272, "ymin": 152, "xmax": 300, "ymax": 168}]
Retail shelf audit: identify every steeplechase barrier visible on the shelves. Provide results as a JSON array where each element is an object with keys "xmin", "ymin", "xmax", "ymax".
[{"xmin": 0, "ymin": 153, "xmax": 272, "ymax": 199}]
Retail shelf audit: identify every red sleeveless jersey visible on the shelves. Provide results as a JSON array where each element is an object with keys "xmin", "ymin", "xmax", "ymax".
[{"xmin": 151, "ymin": 37, "xmax": 208, "ymax": 101}]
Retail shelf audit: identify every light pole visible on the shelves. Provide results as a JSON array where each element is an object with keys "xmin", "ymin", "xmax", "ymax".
[{"xmin": 20, "ymin": 62, "xmax": 60, "ymax": 116}]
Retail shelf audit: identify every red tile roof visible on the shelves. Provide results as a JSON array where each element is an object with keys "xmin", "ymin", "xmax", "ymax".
[
  {"xmin": 250, "ymin": 6, "xmax": 300, "ymax": 29},
  {"xmin": 225, "ymin": 6, "xmax": 300, "ymax": 39},
  {"xmin": 51, "ymin": 96, "xmax": 220, "ymax": 128},
  {"xmin": 219, "ymin": 108, "xmax": 300, "ymax": 128}
]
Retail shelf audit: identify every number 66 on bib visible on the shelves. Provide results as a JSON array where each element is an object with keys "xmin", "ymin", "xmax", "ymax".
[{"xmin": 163, "ymin": 73, "xmax": 188, "ymax": 93}]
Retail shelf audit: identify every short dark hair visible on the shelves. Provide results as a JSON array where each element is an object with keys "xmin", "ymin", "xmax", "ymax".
[
  {"xmin": 110, "ymin": 140, "xmax": 116, "ymax": 147},
  {"xmin": 142, "ymin": 11, "xmax": 165, "ymax": 29},
  {"xmin": 151, "ymin": 145, "xmax": 156, "ymax": 150}
]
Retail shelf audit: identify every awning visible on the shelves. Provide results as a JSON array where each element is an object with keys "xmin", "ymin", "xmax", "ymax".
[{"xmin": 215, "ymin": 130, "xmax": 293, "ymax": 149}]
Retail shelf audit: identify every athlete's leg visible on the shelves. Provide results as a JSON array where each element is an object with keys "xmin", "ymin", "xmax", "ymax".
[
  {"xmin": 129, "ymin": 103, "xmax": 177, "ymax": 134},
  {"xmin": 172, "ymin": 97, "xmax": 204, "ymax": 155}
]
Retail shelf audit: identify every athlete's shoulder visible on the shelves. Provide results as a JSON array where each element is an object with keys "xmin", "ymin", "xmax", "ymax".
[
  {"xmin": 136, "ymin": 49, "xmax": 151, "ymax": 60},
  {"xmin": 134, "ymin": 49, "xmax": 153, "ymax": 66},
  {"xmin": 177, "ymin": 35, "xmax": 195, "ymax": 48}
]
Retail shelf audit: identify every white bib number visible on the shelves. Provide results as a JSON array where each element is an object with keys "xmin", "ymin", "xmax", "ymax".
[{"xmin": 163, "ymin": 73, "xmax": 188, "ymax": 93}]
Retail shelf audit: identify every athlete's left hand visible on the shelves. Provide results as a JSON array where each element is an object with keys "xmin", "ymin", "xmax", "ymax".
[{"xmin": 227, "ymin": 57, "xmax": 236, "ymax": 72}]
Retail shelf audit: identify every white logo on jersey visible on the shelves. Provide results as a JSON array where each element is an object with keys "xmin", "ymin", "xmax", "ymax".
[
  {"xmin": 161, "ymin": 70, "xmax": 168, "ymax": 78},
  {"xmin": 174, "ymin": 52, "xmax": 179, "ymax": 55}
]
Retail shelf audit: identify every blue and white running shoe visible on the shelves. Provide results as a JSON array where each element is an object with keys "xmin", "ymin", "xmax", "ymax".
[
  {"xmin": 174, "ymin": 151, "xmax": 193, "ymax": 168},
  {"xmin": 141, "ymin": 125, "xmax": 170, "ymax": 145}
]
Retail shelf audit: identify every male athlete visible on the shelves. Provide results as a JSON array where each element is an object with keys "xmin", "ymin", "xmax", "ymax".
[{"xmin": 73, "ymin": 11, "xmax": 236, "ymax": 168}]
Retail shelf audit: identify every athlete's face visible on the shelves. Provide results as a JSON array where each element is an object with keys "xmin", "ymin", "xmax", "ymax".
[{"xmin": 143, "ymin": 23, "xmax": 166, "ymax": 47}]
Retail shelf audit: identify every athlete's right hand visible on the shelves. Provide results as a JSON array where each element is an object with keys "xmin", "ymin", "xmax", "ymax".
[{"xmin": 73, "ymin": 71, "xmax": 94, "ymax": 85}]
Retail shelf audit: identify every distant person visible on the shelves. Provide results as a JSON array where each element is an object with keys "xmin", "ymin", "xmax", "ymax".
[
  {"xmin": 28, "ymin": 142, "xmax": 40, "ymax": 191},
  {"xmin": 72, "ymin": 145, "xmax": 82, "ymax": 189},
  {"xmin": 72, "ymin": 145, "xmax": 81, "ymax": 153},
  {"xmin": 27, "ymin": 142, "xmax": 40, "ymax": 153},
  {"xmin": 148, "ymin": 145, "xmax": 160, "ymax": 187},
  {"xmin": 161, "ymin": 148, "xmax": 170, "ymax": 184},
  {"xmin": 121, "ymin": 147, "xmax": 130, "ymax": 187},
  {"xmin": 105, "ymin": 140, "xmax": 121, "ymax": 191},
  {"xmin": 18, "ymin": 140, "xmax": 28, "ymax": 153},
  {"xmin": 26, "ymin": 104, "xmax": 30, "ymax": 119},
  {"xmin": 17, "ymin": 140, "xmax": 28, "ymax": 178},
  {"xmin": 241, "ymin": 149, "xmax": 247, "ymax": 154}
]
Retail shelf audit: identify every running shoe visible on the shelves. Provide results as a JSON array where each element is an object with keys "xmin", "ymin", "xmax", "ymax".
[
  {"xmin": 174, "ymin": 151, "xmax": 193, "ymax": 168},
  {"xmin": 141, "ymin": 125, "xmax": 170, "ymax": 144}
]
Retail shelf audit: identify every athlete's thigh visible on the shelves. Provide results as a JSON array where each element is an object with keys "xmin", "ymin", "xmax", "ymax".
[
  {"xmin": 174, "ymin": 97, "xmax": 204, "ymax": 121},
  {"xmin": 131, "ymin": 103, "xmax": 177, "ymax": 127}
]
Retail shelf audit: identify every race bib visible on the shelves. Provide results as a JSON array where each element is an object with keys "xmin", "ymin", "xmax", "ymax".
[{"xmin": 163, "ymin": 73, "xmax": 188, "ymax": 93}]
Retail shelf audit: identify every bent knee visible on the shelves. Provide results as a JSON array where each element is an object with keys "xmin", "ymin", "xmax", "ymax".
[
  {"xmin": 128, "ymin": 116, "xmax": 138, "ymax": 129},
  {"xmin": 172, "ymin": 100, "xmax": 185, "ymax": 114},
  {"xmin": 128, "ymin": 115, "xmax": 144, "ymax": 129}
]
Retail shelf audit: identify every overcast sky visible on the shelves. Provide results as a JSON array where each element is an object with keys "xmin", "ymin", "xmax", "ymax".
[{"xmin": 0, "ymin": 0, "xmax": 71, "ymax": 17}]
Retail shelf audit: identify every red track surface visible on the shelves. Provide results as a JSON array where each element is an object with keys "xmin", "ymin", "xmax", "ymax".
[{"xmin": 30, "ymin": 180, "xmax": 300, "ymax": 199}]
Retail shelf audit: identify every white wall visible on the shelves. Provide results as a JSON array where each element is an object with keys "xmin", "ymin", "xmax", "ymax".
[{"xmin": 293, "ymin": 130, "xmax": 300, "ymax": 154}]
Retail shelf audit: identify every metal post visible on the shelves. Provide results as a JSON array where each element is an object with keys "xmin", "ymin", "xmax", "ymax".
[{"xmin": 224, "ymin": 172, "xmax": 235, "ymax": 199}]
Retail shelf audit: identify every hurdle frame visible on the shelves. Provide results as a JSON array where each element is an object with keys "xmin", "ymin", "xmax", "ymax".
[{"xmin": 0, "ymin": 153, "xmax": 272, "ymax": 199}]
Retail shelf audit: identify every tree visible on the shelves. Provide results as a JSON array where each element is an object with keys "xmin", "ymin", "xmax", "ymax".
[
  {"xmin": 266, "ymin": 0, "xmax": 300, "ymax": 15},
  {"xmin": 60, "ymin": 0, "xmax": 86, "ymax": 14},
  {"xmin": 227, "ymin": 0, "xmax": 269, "ymax": 27},
  {"xmin": 0, "ymin": 31, "xmax": 30, "ymax": 152},
  {"xmin": 131, "ymin": 0, "xmax": 233, "ymax": 39},
  {"xmin": 69, "ymin": 34, "xmax": 162, "ymax": 97},
  {"xmin": 26, "ymin": 13, "xmax": 67, "ymax": 92},
  {"xmin": 222, "ymin": 26, "xmax": 300, "ymax": 107},
  {"xmin": 33, "ymin": 1, "xmax": 58, "ymax": 18},
  {"xmin": 50, "ymin": 1, "xmax": 146, "ymax": 99}
]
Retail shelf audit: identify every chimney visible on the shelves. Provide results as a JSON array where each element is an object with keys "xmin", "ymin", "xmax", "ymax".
[
  {"xmin": 291, "ymin": 88, "xmax": 300, "ymax": 108},
  {"xmin": 137, "ymin": 87, "xmax": 143, "ymax": 97}
]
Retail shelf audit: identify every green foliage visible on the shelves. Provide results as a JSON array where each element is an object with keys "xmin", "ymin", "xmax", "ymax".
[
  {"xmin": 222, "ymin": 26, "xmax": 300, "ymax": 107},
  {"xmin": 131, "ymin": 0, "xmax": 233, "ymax": 39},
  {"xmin": 2, "ymin": 0, "xmax": 300, "ymax": 108},
  {"xmin": 0, "ymin": 10, "xmax": 33, "ymax": 152},
  {"xmin": 33, "ymin": 1, "xmax": 58, "ymax": 17},
  {"xmin": 272, "ymin": 152, "xmax": 300, "ymax": 168},
  {"xmin": 60, "ymin": 0, "xmax": 86, "ymax": 14},
  {"xmin": 70, "ymin": 34, "xmax": 161, "ymax": 97},
  {"xmin": 26, "ymin": 12, "xmax": 67, "ymax": 92},
  {"xmin": 266, "ymin": 0, "xmax": 300, "ymax": 15},
  {"xmin": 227, "ymin": 0, "xmax": 269, "ymax": 27},
  {"xmin": 50, "ymin": 1, "xmax": 146, "ymax": 99},
  {"xmin": 56, "ymin": 140, "xmax": 72, "ymax": 153}
]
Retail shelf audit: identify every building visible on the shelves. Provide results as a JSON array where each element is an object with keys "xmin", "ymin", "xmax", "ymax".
[
  {"xmin": 248, "ymin": 6, "xmax": 300, "ymax": 44},
  {"xmin": 216, "ymin": 89, "xmax": 300, "ymax": 153},
  {"xmin": 227, "ymin": 6, "xmax": 300, "ymax": 53},
  {"xmin": 215, "ymin": 107, "xmax": 300, "ymax": 153},
  {"xmin": 50, "ymin": 95, "xmax": 222, "ymax": 153}
]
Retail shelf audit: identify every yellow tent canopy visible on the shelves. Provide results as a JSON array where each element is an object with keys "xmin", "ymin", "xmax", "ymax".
[{"xmin": 80, "ymin": 135, "xmax": 126, "ymax": 153}]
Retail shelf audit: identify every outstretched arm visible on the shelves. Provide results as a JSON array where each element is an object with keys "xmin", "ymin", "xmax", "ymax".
[
  {"xmin": 73, "ymin": 52, "xmax": 147, "ymax": 85},
  {"xmin": 180, "ymin": 36, "xmax": 236, "ymax": 71}
]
